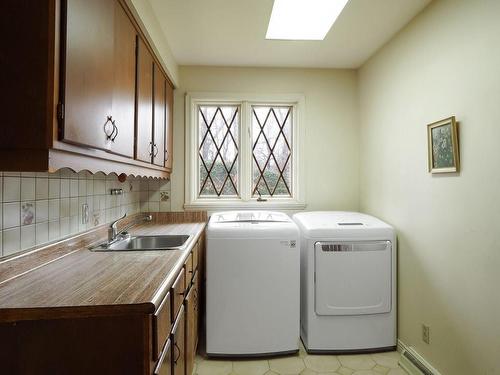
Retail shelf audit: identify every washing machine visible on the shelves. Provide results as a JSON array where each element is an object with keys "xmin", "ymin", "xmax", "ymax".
[
  {"xmin": 293, "ymin": 211, "xmax": 396, "ymax": 353},
  {"xmin": 206, "ymin": 211, "xmax": 300, "ymax": 357}
]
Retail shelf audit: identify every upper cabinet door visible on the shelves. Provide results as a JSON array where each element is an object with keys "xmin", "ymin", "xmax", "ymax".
[
  {"xmin": 136, "ymin": 38, "xmax": 154, "ymax": 163},
  {"xmin": 153, "ymin": 64, "xmax": 166, "ymax": 167},
  {"xmin": 62, "ymin": 0, "xmax": 135, "ymax": 157},
  {"xmin": 109, "ymin": 1, "xmax": 136, "ymax": 158},
  {"xmin": 62, "ymin": 0, "xmax": 114, "ymax": 150},
  {"xmin": 165, "ymin": 82, "xmax": 174, "ymax": 170}
]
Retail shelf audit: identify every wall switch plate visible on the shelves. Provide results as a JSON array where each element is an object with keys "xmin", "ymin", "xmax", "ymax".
[
  {"xmin": 422, "ymin": 324, "xmax": 430, "ymax": 344},
  {"xmin": 82, "ymin": 203, "xmax": 89, "ymax": 224}
]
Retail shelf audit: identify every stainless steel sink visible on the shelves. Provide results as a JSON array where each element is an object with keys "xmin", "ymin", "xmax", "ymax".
[{"xmin": 90, "ymin": 234, "xmax": 191, "ymax": 252}]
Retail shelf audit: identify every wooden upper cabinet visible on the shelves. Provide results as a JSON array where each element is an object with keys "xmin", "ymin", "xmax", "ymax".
[
  {"xmin": 136, "ymin": 37, "xmax": 154, "ymax": 163},
  {"xmin": 165, "ymin": 82, "xmax": 174, "ymax": 170},
  {"xmin": 153, "ymin": 64, "xmax": 166, "ymax": 167},
  {"xmin": 109, "ymin": 1, "xmax": 136, "ymax": 157},
  {"xmin": 62, "ymin": 0, "xmax": 114, "ymax": 151},
  {"xmin": 61, "ymin": 0, "xmax": 135, "ymax": 157}
]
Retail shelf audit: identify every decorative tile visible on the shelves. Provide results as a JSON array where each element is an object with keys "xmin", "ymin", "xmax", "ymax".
[
  {"xmin": 304, "ymin": 355, "xmax": 340, "ymax": 373},
  {"xmin": 0, "ymin": 170, "xmax": 159, "ymax": 257},
  {"xmin": 160, "ymin": 191, "xmax": 170, "ymax": 202},
  {"xmin": 338, "ymin": 355, "xmax": 375, "ymax": 371},
  {"xmin": 21, "ymin": 201, "xmax": 35, "ymax": 225},
  {"xmin": 269, "ymin": 357, "xmax": 305, "ymax": 374}
]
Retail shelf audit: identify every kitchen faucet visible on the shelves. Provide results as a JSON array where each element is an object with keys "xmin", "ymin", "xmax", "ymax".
[{"xmin": 108, "ymin": 213, "xmax": 153, "ymax": 243}]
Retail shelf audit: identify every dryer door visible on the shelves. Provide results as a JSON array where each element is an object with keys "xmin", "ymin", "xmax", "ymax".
[{"xmin": 314, "ymin": 241, "xmax": 392, "ymax": 316}]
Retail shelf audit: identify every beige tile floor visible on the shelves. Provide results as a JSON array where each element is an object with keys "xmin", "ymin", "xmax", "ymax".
[{"xmin": 194, "ymin": 342, "xmax": 407, "ymax": 375}]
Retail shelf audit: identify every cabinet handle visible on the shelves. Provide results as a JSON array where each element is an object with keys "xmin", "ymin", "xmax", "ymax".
[
  {"xmin": 173, "ymin": 342, "xmax": 181, "ymax": 364},
  {"xmin": 111, "ymin": 121, "xmax": 118, "ymax": 141},
  {"xmin": 153, "ymin": 144, "xmax": 159, "ymax": 157},
  {"xmin": 149, "ymin": 142, "xmax": 153, "ymax": 157},
  {"xmin": 103, "ymin": 116, "xmax": 116, "ymax": 141}
]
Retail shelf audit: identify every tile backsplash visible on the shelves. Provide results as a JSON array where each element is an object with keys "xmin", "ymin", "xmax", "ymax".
[{"xmin": 0, "ymin": 169, "xmax": 171, "ymax": 258}]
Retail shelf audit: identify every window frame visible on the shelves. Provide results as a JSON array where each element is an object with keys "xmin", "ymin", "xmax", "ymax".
[{"xmin": 185, "ymin": 92, "xmax": 306, "ymax": 210}]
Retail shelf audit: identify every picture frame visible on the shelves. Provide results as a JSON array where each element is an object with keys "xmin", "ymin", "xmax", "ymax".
[{"xmin": 427, "ymin": 116, "xmax": 460, "ymax": 173}]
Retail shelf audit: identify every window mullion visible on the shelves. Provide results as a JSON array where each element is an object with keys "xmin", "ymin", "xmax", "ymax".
[{"xmin": 240, "ymin": 101, "xmax": 252, "ymax": 201}]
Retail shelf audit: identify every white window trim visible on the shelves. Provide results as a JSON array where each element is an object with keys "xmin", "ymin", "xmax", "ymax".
[{"xmin": 184, "ymin": 92, "xmax": 306, "ymax": 211}]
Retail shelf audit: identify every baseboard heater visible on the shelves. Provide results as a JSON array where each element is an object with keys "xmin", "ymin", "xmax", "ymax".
[{"xmin": 399, "ymin": 344, "xmax": 441, "ymax": 375}]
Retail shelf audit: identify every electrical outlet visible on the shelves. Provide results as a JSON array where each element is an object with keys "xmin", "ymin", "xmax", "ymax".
[{"xmin": 422, "ymin": 324, "xmax": 430, "ymax": 344}]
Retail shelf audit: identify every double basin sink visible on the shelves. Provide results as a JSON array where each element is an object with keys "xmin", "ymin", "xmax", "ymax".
[{"xmin": 90, "ymin": 234, "xmax": 191, "ymax": 252}]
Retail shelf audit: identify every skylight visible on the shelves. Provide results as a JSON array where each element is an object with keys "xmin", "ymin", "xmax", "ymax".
[{"xmin": 266, "ymin": 0, "xmax": 350, "ymax": 41}]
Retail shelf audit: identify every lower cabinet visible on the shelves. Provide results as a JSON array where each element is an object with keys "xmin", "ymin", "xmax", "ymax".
[
  {"xmin": 154, "ymin": 339, "xmax": 172, "ymax": 375},
  {"xmin": 172, "ymin": 306, "xmax": 186, "ymax": 375},
  {"xmin": 185, "ymin": 279, "xmax": 197, "ymax": 375},
  {"xmin": 152, "ymin": 237, "xmax": 202, "ymax": 375}
]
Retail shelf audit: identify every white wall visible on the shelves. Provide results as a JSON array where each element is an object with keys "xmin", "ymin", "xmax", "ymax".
[
  {"xmin": 358, "ymin": 1, "xmax": 500, "ymax": 374},
  {"xmin": 126, "ymin": 0, "xmax": 179, "ymax": 86},
  {"xmin": 171, "ymin": 66, "xmax": 359, "ymax": 213}
]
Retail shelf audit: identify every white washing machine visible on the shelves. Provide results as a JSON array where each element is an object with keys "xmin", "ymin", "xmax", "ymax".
[
  {"xmin": 206, "ymin": 211, "xmax": 300, "ymax": 357},
  {"xmin": 293, "ymin": 211, "xmax": 396, "ymax": 353}
]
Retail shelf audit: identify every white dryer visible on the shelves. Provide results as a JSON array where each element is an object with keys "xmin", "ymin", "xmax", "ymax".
[
  {"xmin": 206, "ymin": 211, "xmax": 300, "ymax": 357},
  {"xmin": 293, "ymin": 211, "xmax": 396, "ymax": 353}
]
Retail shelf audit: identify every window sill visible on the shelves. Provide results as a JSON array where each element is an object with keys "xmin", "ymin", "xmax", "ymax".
[{"xmin": 184, "ymin": 199, "xmax": 306, "ymax": 212}]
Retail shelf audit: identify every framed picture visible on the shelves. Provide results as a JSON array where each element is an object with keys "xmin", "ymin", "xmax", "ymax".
[{"xmin": 427, "ymin": 116, "xmax": 460, "ymax": 173}]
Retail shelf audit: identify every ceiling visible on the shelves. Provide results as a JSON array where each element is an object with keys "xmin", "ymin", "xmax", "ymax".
[{"xmin": 149, "ymin": 0, "xmax": 431, "ymax": 69}]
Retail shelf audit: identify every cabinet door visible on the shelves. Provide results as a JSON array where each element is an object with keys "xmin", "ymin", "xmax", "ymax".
[
  {"xmin": 153, "ymin": 64, "xmax": 166, "ymax": 166},
  {"xmin": 136, "ymin": 37, "xmax": 154, "ymax": 163},
  {"xmin": 110, "ymin": 1, "xmax": 136, "ymax": 157},
  {"xmin": 193, "ymin": 272, "xmax": 200, "ymax": 348},
  {"xmin": 185, "ymin": 287, "xmax": 196, "ymax": 375},
  {"xmin": 165, "ymin": 82, "xmax": 174, "ymax": 170},
  {"xmin": 172, "ymin": 306, "xmax": 185, "ymax": 375},
  {"xmin": 154, "ymin": 339, "xmax": 172, "ymax": 375},
  {"xmin": 63, "ymin": 0, "xmax": 114, "ymax": 150}
]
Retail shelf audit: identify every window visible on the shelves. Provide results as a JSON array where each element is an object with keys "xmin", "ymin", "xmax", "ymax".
[{"xmin": 185, "ymin": 93, "xmax": 305, "ymax": 210}]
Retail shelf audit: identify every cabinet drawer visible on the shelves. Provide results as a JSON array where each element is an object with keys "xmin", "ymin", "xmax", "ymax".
[
  {"xmin": 171, "ymin": 268, "xmax": 185, "ymax": 321},
  {"xmin": 171, "ymin": 306, "xmax": 185, "ymax": 375},
  {"xmin": 153, "ymin": 291, "xmax": 171, "ymax": 361},
  {"xmin": 184, "ymin": 253, "xmax": 193, "ymax": 289},
  {"xmin": 192, "ymin": 242, "xmax": 199, "ymax": 272},
  {"xmin": 154, "ymin": 338, "xmax": 172, "ymax": 375}
]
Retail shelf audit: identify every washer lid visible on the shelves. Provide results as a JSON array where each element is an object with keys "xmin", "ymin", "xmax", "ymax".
[
  {"xmin": 207, "ymin": 211, "xmax": 299, "ymax": 239},
  {"xmin": 211, "ymin": 210, "xmax": 291, "ymax": 223}
]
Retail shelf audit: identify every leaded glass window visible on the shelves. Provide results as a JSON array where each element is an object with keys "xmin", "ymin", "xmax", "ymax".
[
  {"xmin": 198, "ymin": 105, "xmax": 239, "ymax": 197},
  {"xmin": 252, "ymin": 106, "xmax": 292, "ymax": 197}
]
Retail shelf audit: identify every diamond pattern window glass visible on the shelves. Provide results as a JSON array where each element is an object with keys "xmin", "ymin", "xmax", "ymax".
[
  {"xmin": 252, "ymin": 106, "xmax": 292, "ymax": 197},
  {"xmin": 198, "ymin": 105, "xmax": 239, "ymax": 197}
]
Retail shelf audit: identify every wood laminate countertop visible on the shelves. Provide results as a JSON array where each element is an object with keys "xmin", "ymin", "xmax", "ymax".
[{"xmin": 0, "ymin": 221, "xmax": 205, "ymax": 322}]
